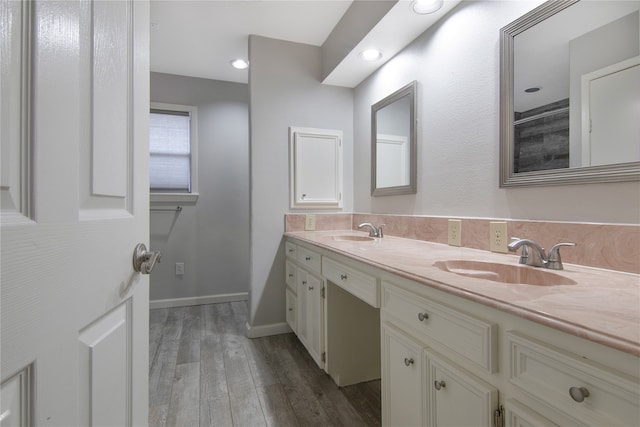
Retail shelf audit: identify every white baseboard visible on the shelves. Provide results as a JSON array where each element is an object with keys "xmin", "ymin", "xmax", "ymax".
[
  {"xmin": 149, "ymin": 292, "xmax": 248, "ymax": 310},
  {"xmin": 245, "ymin": 321, "xmax": 292, "ymax": 338}
]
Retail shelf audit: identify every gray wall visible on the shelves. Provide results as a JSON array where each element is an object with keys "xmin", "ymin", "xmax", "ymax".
[
  {"xmin": 248, "ymin": 36, "xmax": 354, "ymax": 331},
  {"xmin": 149, "ymin": 73, "xmax": 249, "ymax": 301},
  {"xmin": 354, "ymin": 1, "xmax": 640, "ymax": 223}
]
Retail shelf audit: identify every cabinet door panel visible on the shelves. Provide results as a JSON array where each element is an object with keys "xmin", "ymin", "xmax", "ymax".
[
  {"xmin": 426, "ymin": 350, "xmax": 498, "ymax": 427},
  {"xmin": 382, "ymin": 324, "xmax": 424, "ymax": 427}
]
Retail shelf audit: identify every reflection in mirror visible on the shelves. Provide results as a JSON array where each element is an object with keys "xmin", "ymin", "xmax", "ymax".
[
  {"xmin": 500, "ymin": 0, "xmax": 640, "ymax": 186},
  {"xmin": 371, "ymin": 81, "xmax": 417, "ymax": 196}
]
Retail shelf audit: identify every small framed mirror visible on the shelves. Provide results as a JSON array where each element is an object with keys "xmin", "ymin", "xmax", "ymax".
[
  {"xmin": 500, "ymin": 0, "xmax": 640, "ymax": 187},
  {"xmin": 371, "ymin": 81, "xmax": 417, "ymax": 196}
]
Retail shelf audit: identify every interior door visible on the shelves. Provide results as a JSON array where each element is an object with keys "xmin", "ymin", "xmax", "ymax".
[{"xmin": 1, "ymin": 1, "xmax": 150, "ymax": 426}]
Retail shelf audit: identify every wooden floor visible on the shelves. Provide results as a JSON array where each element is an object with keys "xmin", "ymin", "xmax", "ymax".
[{"xmin": 149, "ymin": 302, "xmax": 381, "ymax": 427}]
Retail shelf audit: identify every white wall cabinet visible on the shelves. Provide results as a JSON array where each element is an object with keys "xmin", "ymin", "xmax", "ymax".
[{"xmin": 289, "ymin": 127, "xmax": 343, "ymax": 209}]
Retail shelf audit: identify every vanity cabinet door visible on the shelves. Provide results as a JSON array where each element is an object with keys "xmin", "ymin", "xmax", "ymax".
[
  {"xmin": 425, "ymin": 349, "xmax": 498, "ymax": 427},
  {"xmin": 297, "ymin": 269, "xmax": 324, "ymax": 369},
  {"xmin": 285, "ymin": 287, "xmax": 297, "ymax": 333},
  {"xmin": 382, "ymin": 323, "xmax": 424, "ymax": 427}
]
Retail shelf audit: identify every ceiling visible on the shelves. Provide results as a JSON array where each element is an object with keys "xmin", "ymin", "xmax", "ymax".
[{"xmin": 150, "ymin": 0, "xmax": 461, "ymax": 88}]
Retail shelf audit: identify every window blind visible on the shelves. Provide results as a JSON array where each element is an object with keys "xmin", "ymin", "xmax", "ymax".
[{"xmin": 149, "ymin": 110, "xmax": 191, "ymax": 192}]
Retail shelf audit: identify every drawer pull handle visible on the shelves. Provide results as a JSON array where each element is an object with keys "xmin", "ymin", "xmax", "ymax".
[
  {"xmin": 305, "ymin": 256, "xmax": 311, "ymax": 261},
  {"xmin": 569, "ymin": 386, "xmax": 590, "ymax": 402},
  {"xmin": 308, "ymin": 285, "xmax": 314, "ymax": 291},
  {"xmin": 288, "ymin": 308, "xmax": 293, "ymax": 312},
  {"xmin": 418, "ymin": 312, "xmax": 429, "ymax": 321},
  {"xmin": 288, "ymin": 273, "xmax": 293, "ymax": 277},
  {"xmin": 302, "ymin": 280, "xmax": 307, "ymax": 285},
  {"xmin": 340, "ymin": 274, "xmax": 348, "ymax": 280},
  {"xmin": 288, "ymin": 249, "xmax": 294, "ymax": 253},
  {"xmin": 434, "ymin": 380, "xmax": 446, "ymax": 390},
  {"xmin": 404, "ymin": 358, "xmax": 414, "ymax": 367}
]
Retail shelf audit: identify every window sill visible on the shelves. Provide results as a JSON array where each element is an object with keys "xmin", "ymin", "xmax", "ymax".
[{"xmin": 150, "ymin": 193, "xmax": 199, "ymax": 204}]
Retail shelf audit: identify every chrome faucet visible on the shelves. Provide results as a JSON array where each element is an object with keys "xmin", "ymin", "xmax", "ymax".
[
  {"xmin": 507, "ymin": 238, "xmax": 575, "ymax": 270},
  {"xmin": 358, "ymin": 222, "xmax": 385, "ymax": 238}
]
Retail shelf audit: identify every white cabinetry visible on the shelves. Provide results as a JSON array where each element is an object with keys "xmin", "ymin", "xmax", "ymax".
[
  {"xmin": 297, "ymin": 269, "xmax": 324, "ymax": 367},
  {"xmin": 382, "ymin": 281, "xmax": 498, "ymax": 426},
  {"xmin": 285, "ymin": 241, "xmax": 325, "ymax": 369},
  {"xmin": 382, "ymin": 323, "xmax": 424, "ymax": 426},
  {"xmin": 284, "ymin": 235, "xmax": 640, "ymax": 427},
  {"xmin": 507, "ymin": 332, "xmax": 640, "ymax": 427}
]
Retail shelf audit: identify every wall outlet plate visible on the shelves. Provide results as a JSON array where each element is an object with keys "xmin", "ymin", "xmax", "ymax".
[
  {"xmin": 448, "ymin": 219, "xmax": 462, "ymax": 246},
  {"xmin": 305, "ymin": 214, "xmax": 316, "ymax": 231},
  {"xmin": 490, "ymin": 222, "xmax": 508, "ymax": 253}
]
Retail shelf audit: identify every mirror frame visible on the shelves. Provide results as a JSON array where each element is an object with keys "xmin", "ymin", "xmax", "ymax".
[
  {"xmin": 371, "ymin": 81, "xmax": 417, "ymax": 196},
  {"xmin": 499, "ymin": 0, "xmax": 640, "ymax": 187}
]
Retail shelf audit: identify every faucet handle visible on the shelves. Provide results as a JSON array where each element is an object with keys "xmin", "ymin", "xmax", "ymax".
[
  {"xmin": 547, "ymin": 242, "xmax": 576, "ymax": 270},
  {"xmin": 378, "ymin": 224, "xmax": 385, "ymax": 238}
]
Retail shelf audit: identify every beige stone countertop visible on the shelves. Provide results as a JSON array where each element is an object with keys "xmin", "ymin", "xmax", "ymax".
[{"xmin": 284, "ymin": 230, "xmax": 640, "ymax": 356}]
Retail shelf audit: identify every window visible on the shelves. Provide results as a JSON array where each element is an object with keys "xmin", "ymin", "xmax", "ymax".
[{"xmin": 149, "ymin": 103, "xmax": 198, "ymax": 202}]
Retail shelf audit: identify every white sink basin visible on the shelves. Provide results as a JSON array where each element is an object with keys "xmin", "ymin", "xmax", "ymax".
[{"xmin": 434, "ymin": 260, "xmax": 577, "ymax": 286}]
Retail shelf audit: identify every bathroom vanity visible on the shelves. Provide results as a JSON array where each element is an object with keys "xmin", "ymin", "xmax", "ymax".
[{"xmin": 284, "ymin": 230, "xmax": 640, "ymax": 427}]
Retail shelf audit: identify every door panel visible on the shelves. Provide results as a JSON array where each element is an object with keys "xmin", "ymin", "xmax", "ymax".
[{"xmin": 0, "ymin": 1, "xmax": 150, "ymax": 426}]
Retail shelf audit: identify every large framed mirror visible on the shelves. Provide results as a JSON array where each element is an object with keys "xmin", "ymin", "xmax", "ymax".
[
  {"xmin": 500, "ymin": 0, "xmax": 640, "ymax": 187},
  {"xmin": 371, "ymin": 81, "xmax": 417, "ymax": 196}
]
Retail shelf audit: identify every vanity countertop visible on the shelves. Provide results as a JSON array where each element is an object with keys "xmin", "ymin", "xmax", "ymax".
[{"xmin": 284, "ymin": 230, "xmax": 640, "ymax": 356}]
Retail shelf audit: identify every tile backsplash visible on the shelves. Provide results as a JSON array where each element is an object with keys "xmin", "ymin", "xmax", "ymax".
[{"xmin": 285, "ymin": 213, "xmax": 640, "ymax": 274}]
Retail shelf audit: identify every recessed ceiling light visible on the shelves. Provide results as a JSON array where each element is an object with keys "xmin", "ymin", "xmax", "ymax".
[
  {"xmin": 412, "ymin": 0, "xmax": 444, "ymax": 14},
  {"xmin": 524, "ymin": 87, "xmax": 541, "ymax": 93},
  {"xmin": 230, "ymin": 59, "xmax": 249, "ymax": 70},
  {"xmin": 359, "ymin": 49, "xmax": 383, "ymax": 62}
]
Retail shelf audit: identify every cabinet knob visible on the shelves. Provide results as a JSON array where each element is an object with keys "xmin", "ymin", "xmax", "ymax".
[
  {"xmin": 288, "ymin": 273, "xmax": 293, "ymax": 277},
  {"xmin": 340, "ymin": 274, "xmax": 348, "ymax": 280},
  {"xmin": 434, "ymin": 380, "xmax": 446, "ymax": 390},
  {"xmin": 308, "ymin": 285, "xmax": 314, "ymax": 291},
  {"xmin": 418, "ymin": 312, "xmax": 429, "ymax": 321},
  {"xmin": 302, "ymin": 280, "xmax": 307, "ymax": 285},
  {"xmin": 569, "ymin": 386, "xmax": 590, "ymax": 402},
  {"xmin": 305, "ymin": 256, "xmax": 311, "ymax": 261},
  {"xmin": 288, "ymin": 308, "xmax": 293, "ymax": 312},
  {"xmin": 404, "ymin": 358, "xmax": 414, "ymax": 367}
]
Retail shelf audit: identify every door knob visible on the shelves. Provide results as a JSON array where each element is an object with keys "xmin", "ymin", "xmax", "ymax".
[{"xmin": 133, "ymin": 243, "xmax": 162, "ymax": 274}]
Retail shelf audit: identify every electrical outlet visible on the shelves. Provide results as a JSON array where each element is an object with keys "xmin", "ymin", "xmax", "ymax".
[
  {"xmin": 490, "ymin": 222, "xmax": 508, "ymax": 253},
  {"xmin": 305, "ymin": 214, "xmax": 316, "ymax": 231},
  {"xmin": 175, "ymin": 262, "xmax": 185, "ymax": 276},
  {"xmin": 448, "ymin": 219, "xmax": 462, "ymax": 246}
]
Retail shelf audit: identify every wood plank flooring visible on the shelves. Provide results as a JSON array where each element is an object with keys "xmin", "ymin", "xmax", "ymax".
[{"xmin": 149, "ymin": 302, "xmax": 381, "ymax": 427}]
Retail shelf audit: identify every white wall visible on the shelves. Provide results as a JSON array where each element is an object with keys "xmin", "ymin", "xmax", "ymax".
[
  {"xmin": 354, "ymin": 1, "xmax": 640, "ymax": 224},
  {"xmin": 149, "ymin": 73, "xmax": 249, "ymax": 301},
  {"xmin": 248, "ymin": 36, "xmax": 354, "ymax": 331}
]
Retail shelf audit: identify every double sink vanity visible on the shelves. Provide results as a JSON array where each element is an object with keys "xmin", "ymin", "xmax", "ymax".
[{"xmin": 283, "ymin": 229, "xmax": 640, "ymax": 427}]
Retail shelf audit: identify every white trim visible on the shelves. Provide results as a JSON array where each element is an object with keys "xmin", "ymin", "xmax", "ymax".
[
  {"xmin": 149, "ymin": 292, "xmax": 248, "ymax": 310},
  {"xmin": 150, "ymin": 192, "xmax": 199, "ymax": 203},
  {"xmin": 245, "ymin": 321, "xmax": 292, "ymax": 338}
]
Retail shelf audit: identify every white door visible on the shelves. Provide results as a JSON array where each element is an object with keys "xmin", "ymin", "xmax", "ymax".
[{"xmin": 1, "ymin": 1, "xmax": 150, "ymax": 426}]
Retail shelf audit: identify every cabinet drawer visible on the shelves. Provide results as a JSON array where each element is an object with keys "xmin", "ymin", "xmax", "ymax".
[
  {"xmin": 508, "ymin": 331, "xmax": 640, "ymax": 427},
  {"xmin": 285, "ymin": 260, "xmax": 296, "ymax": 289},
  {"xmin": 296, "ymin": 246, "xmax": 321, "ymax": 274},
  {"xmin": 285, "ymin": 241, "xmax": 297, "ymax": 259},
  {"xmin": 382, "ymin": 281, "xmax": 497, "ymax": 373},
  {"xmin": 323, "ymin": 257, "xmax": 379, "ymax": 307}
]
